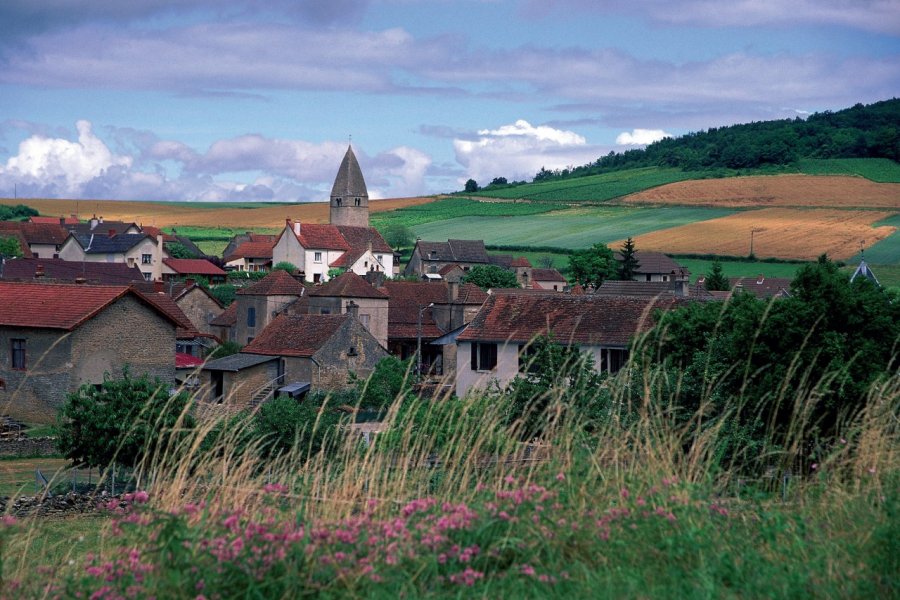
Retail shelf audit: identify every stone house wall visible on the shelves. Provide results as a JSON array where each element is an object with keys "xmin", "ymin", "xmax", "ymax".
[
  {"xmin": 176, "ymin": 288, "xmax": 223, "ymax": 336},
  {"xmin": 0, "ymin": 295, "xmax": 176, "ymax": 423}
]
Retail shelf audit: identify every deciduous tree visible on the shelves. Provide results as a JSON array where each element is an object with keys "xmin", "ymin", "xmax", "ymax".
[{"xmin": 568, "ymin": 243, "xmax": 616, "ymax": 289}]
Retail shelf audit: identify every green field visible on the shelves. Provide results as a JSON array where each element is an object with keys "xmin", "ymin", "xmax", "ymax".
[
  {"xmin": 852, "ymin": 213, "xmax": 900, "ymax": 265},
  {"xmin": 370, "ymin": 196, "xmax": 562, "ymax": 229},
  {"xmin": 410, "ymin": 206, "xmax": 737, "ymax": 249},
  {"xmin": 675, "ymin": 258, "xmax": 808, "ymax": 282},
  {"xmin": 471, "ymin": 167, "xmax": 697, "ymax": 202},
  {"xmin": 798, "ymin": 158, "xmax": 900, "ymax": 183}
]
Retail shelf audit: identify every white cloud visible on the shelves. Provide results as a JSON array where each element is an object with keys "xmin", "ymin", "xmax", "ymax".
[
  {"xmin": 0, "ymin": 120, "xmax": 438, "ymax": 201},
  {"xmin": 1, "ymin": 120, "xmax": 132, "ymax": 195},
  {"xmin": 453, "ymin": 120, "xmax": 598, "ymax": 184},
  {"xmin": 615, "ymin": 128, "xmax": 672, "ymax": 146}
]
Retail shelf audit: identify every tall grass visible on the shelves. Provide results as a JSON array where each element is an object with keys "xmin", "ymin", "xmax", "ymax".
[{"xmin": 2, "ymin": 347, "xmax": 897, "ymax": 598}]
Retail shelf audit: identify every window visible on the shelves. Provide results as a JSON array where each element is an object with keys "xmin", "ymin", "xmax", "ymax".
[
  {"xmin": 32, "ymin": 253, "xmax": 38, "ymax": 258},
  {"xmin": 0, "ymin": 378, "xmax": 5, "ymax": 391},
  {"xmin": 313, "ymin": 273, "xmax": 321, "ymax": 283},
  {"xmin": 470, "ymin": 342, "xmax": 497, "ymax": 372},
  {"xmin": 247, "ymin": 307, "xmax": 256, "ymax": 327},
  {"xmin": 142, "ymin": 253, "xmax": 152, "ymax": 264},
  {"xmin": 11, "ymin": 339, "xmax": 26, "ymax": 370},
  {"xmin": 359, "ymin": 314, "xmax": 370, "ymax": 327},
  {"xmin": 314, "ymin": 252, "xmax": 322, "ymax": 263},
  {"xmin": 354, "ymin": 197, "xmax": 361, "ymax": 206},
  {"xmin": 143, "ymin": 272, "xmax": 152, "ymax": 281},
  {"xmin": 335, "ymin": 198, "xmax": 342, "ymax": 206}
]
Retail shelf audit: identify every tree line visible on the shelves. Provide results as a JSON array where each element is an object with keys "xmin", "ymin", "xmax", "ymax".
[{"xmin": 524, "ymin": 98, "xmax": 899, "ymax": 183}]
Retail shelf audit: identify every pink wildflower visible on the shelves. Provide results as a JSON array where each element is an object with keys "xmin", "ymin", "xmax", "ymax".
[
  {"xmin": 556, "ymin": 472, "xmax": 565, "ymax": 482},
  {"xmin": 520, "ymin": 564, "xmax": 536, "ymax": 576},
  {"xmin": 620, "ymin": 487, "xmax": 630, "ymax": 500},
  {"xmin": 810, "ymin": 463, "xmax": 818, "ymax": 471}
]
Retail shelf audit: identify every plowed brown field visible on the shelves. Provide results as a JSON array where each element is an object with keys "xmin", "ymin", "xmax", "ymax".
[
  {"xmin": 0, "ymin": 197, "xmax": 436, "ymax": 229},
  {"xmin": 623, "ymin": 175, "xmax": 900, "ymax": 209},
  {"xmin": 613, "ymin": 208, "xmax": 897, "ymax": 261}
]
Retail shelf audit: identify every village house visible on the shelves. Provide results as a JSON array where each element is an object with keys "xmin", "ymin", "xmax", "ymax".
[
  {"xmin": 271, "ymin": 146, "xmax": 394, "ymax": 282},
  {"xmin": 210, "ymin": 303, "xmax": 238, "ymax": 343},
  {"xmin": 133, "ymin": 281, "xmax": 219, "ymax": 358},
  {"xmin": 0, "ymin": 221, "xmax": 69, "ymax": 259},
  {"xmin": 58, "ymin": 231, "xmax": 170, "ymax": 281},
  {"xmin": 404, "ymin": 239, "xmax": 492, "ymax": 278},
  {"xmin": 222, "ymin": 232, "xmax": 277, "ymax": 262},
  {"xmin": 530, "ymin": 267, "xmax": 568, "ymax": 291},
  {"xmin": 233, "ymin": 269, "xmax": 307, "ymax": 345},
  {"xmin": 0, "ymin": 281, "xmax": 180, "ymax": 423},
  {"xmin": 202, "ymin": 313, "xmax": 387, "ymax": 407},
  {"xmin": 224, "ymin": 238, "xmax": 275, "ymax": 272},
  {"xmin": 616, "ymin": 251, "xmax": 690, "ymax": 283},
  {"xmin": 382, "ymin": 280, "xmax": 487, "ymax": 377},
  {"xmin": 455, "ymin": 290, "xmax": 687, "ymax": 397},
  {"xmin": 66, "ymin": 216, "xmax": 141, "ymax": 236},
  {"xmin": 29, "ymin": 215, "xmax": 79, "ymax": 226},
  {"xmin": 729, "ymin": 275, "xmax": 792, "ymax": 299},
  {"xmin": 307, "ymin": 271, "xmax": 389, "ymax": 348}
]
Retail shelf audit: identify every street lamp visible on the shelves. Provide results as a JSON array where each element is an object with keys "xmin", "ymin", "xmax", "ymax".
[{"xmin": 416, "ymin": 302, "xmax": 434, "ymax": 379}]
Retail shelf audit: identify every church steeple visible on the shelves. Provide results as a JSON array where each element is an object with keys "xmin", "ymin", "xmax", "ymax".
[{"xmin": 330, "ymin": 145, "xmax": 369, "ymax": 227}]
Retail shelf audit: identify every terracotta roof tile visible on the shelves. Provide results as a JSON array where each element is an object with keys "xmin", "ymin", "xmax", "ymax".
[
  {"xmin": 335, "ymin": 226, "xmax": 392, "ymax": 253},
  {"xmin": 729, "ymin": 276, "xmax": 792, "ymax": 299},
  {"xmin": 132, "ymin": 287, "xmax": 199, "ymax": 338},
  {"xmin": 176, "ymin": 352, "xmax": 204, "ymax": 368},
  {"xmin": 531, "ymin": 268, "xmax": 566, "ymax": 282},
  {"xmin": 458, "ymin": 292, "xmax": 685, "ymax": 347},
  {"xmin": 0, "ymin": 281, "xmax": 180, "ymax": 330},
  {"xmin": 225, "ymin": 240, "xmax": 275, "ymax": 261},
  {"xmin": 294, "ymin": 223, "xmax": 351, "ymax": 251},
  {"xmin": 309, "ymin": 271, "xmax": 388, "ymax": 299},
  {"xmin": 0, "ymin": 221, "xmax": 68, "ymax": 245},
  {"xmin": 29, "ymin": 216, "xmax": 80, "ymax": 225},
  {"xmin": 510, "ymin": 257, "xmax": 532, "ymax": 268},
  {"xmin": 210, "ymin": 302, "xmax": 237, "ymax": 327},
  {"xmin": 236, "ymin": 270, "xmax": 306, "ymax": 296},
  {"xmin": 244, "ymin": 314, "xmax": 348, "ymax": 357},
  {"xmin": 163, "ymin": 258, "xmax": 227, "ymax": 276},
  {"xmin": 328, "ymin": 247, "xmax": 367, "ymax": 268}
]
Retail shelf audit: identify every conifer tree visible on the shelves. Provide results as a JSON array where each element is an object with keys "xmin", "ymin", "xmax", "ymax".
[
  {"xmin": 704, "ymin": 260, "xmax": 730, "ymax": 291},
  {"xmin": 616, "ymin": 237, "xmax": 640, "ymax": 281}
]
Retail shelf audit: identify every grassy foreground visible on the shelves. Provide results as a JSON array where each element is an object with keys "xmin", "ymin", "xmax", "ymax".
[{"xmin": 2, "ymin": 362, "xmax": 896, "ymax": 599}]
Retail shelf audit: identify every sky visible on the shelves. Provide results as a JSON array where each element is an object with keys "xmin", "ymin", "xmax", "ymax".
[{"xmin": 0, "ymin": 0, "xmax": 898, "ymax": 203}]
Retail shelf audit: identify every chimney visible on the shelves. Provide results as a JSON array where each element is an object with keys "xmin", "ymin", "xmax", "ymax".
[
  {"xmin": 293, "ymin": 221, "xmax": 301, "ymax": 236},
  {"xmin": 448, "ymin": 280, "xmax": 459, "ymax": 302},
  {"xmin": 153, "ymin": 279, "xmax": 164, "ymax": 294},
  {"xmin": 757, "ymin": 274, "xmax": 765, "ymax": 285},
  {"xmin": 185, "ymin": 277, "xmax": 196, "ymax": 288},
  {"xmin": 99, "ymin": 216, "xmax": 104, "ymax": 224},
  {"xmin": 108, "ymin": 229, "xmax": 116, "ymax": 238},
  {"xmin": 676, "ymin": 280, "xmax": 689, "ymax": 297},
  {"xmin": 34, "ymin": 264, "xmax": 45, "ymax": 278},
  {"xmin": 346, "ymin": 300, "xmax": 359, "ymax": 319},
  {"xmin": 90, "ymin": 214, "xmax": 98, "ymax": 230},
  {"xmin": 59, "ymin": 217, "xmax": 65, "ymax": 226}
]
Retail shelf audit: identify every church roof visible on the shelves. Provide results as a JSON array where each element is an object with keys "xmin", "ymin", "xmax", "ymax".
[
  {"xmin": 850, "ymin": 259, "xmax": 880, "ymax": 286},
  {"xmin": 330, "ymin": 145, "xmax": 368, "ymax": 200}
]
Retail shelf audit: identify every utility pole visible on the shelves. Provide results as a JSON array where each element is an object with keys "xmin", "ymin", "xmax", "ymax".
[{"xmin": 749, "ymin": 228, "xmax": 763, "ymax": 257}]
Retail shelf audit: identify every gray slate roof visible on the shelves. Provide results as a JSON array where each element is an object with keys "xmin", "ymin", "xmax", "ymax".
[
  {"xmin": 850, "ymin": 259, "xmax": 880, "ymax": 286},
  {"xmin": 331, "ymin": 146, "xmax": 368, "ymax": 200},
  {"xmin": 202, "ymin": 353, "xmax": 278, "ymax": 372},
  {"xmin": 416, "ymin": 239, "xmax": 490, "ymax": 263},
  {"xmin": 74, "ymin": 233, "xmax": 150, "ymax": 254}
]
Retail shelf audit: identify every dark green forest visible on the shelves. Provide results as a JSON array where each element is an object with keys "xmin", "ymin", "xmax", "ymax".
[{"xmin": 532, "ymin": 99, "xmax": 900, "ymax": 183}]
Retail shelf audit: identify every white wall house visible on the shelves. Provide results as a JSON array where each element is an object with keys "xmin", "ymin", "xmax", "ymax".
[
  {"xmin": 454, "ymin": 290, "xmax": 684, "ymax": 398},
  {"xmin": 59, "ymin": 233, "xmax": 169, "ymax": 281}
]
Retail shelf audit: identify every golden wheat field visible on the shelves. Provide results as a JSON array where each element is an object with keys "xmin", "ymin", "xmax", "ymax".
[
  {"xmin": 623, "ymin": 174, "xmax": 900, "ymax": 209},
  {"xmin": 0, "ymin": 197, "xmax": 436, "ymax": 229},
  {"xmin": 613, "ymin": 208, "xmax": 897, "ymax": 260}
]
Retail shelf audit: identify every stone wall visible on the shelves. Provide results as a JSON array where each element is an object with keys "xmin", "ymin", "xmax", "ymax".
[
  {"xmin": 0, "ymin": 436, "xmax": 57, "ymax": 457},
  {"xmin": 0, "ymin": 492, "xmax": 121, "ymax": 518},
  {"xmin": 176, "ymin": 287, "xmax": 223, "ymax": 336}
]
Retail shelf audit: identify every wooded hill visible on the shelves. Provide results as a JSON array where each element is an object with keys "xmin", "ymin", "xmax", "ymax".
[{"xmin": 522, "ymin": 98, "xmax": 900, "ymax": 185}]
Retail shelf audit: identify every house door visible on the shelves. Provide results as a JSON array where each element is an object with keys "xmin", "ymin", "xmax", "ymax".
[
  {"xmin": 277, "ymin": 359, "xmax": 285, "ymax": 386},
  {"xmin": 212, "ymin": 372, "xmax": 224, "ymax": 402}
]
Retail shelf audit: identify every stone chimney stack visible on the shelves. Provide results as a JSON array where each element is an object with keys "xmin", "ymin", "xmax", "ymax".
[
  {"xmin": 293, "ymin": 221, "xmax": 301, "ymax": 236},
  {"xmin": 346, "ymin": 300, "xmax": 359, "ymax": 319},
  {"xmin": 448, "ymin": 280, "xmax": 459, "ymax": 302},
  {"xmin": 34, "ymin": 264, "xmax": 45, "ymax": 278},
  {"xmin": 153, "ymin": 279, "xmax": 164, "ymax": 294}
]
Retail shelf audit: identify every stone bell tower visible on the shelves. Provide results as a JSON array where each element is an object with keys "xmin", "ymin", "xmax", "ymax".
[{"xmin": 329, "ymin": 145, "xmax": 369, "ymax": 227}]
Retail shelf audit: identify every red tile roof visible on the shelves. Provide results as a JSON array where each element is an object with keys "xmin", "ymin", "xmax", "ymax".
[
  {"xmin": 29, "ymin": 216, "xmax": 80, "ymax": 225},
  {"xmin": 0, "ymin": 281, "xmax": 182, "ymax": 331},
  {"xmin": 335, "ymin": 225, "xmax": 392, "ymax": 254},
  {"xmin": 328, "ymin": 247, "xmax": 367, "ymax": 268},
  {"xmin": 510, "ymin": 257, "xmax": 533, "ymax": 268},
  {"xmin": 176, "ymin": 352, "xmax": 204, "ymax": 368},
  {"xmin": 531, "ymin": 268, "xmax": 566, "ymax": 282},
  {"xmin": 729, "ymin": 276, "xmax": 792, "ymax": 299},
  {"xmin": 457, "ymin": 292, "xmax": 685, "ymax": 347},
  {"xmin": 163, "ymin": 258, "xmax": 227, "ymax": 276},
  {"xmin": 225, "ymin": 240, "xmax": 275, "ymax": 261},
  {"xmin": 309, "ymin": 271, "xmax": 388, "ymax": 299},
  {"xmin": 294, "ymin": 223, "xmax": 351, "ymax": 251},
  {"xmin": 210, "ymin": 302, "xmax": 237, "ymax": 327},
  {"xmin": 236, "ymin": 270, "xmax": 306, "ymax": 296},
  {"xmin": 0, "ymin": 221, "xmax": 68, "ymax": 245},
  {"xmin": 244, "ymin": 314, "xmax": 348, "ymax": 357}
]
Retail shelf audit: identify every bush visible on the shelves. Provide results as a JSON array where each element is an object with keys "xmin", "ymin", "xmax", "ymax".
[
  {"xmin": 253, "ymin": 395, "xmax": 348, "ymax": 460},
  {"xmin": 55, "ymin": 371, "xmax": 194, "ymax": 470}
]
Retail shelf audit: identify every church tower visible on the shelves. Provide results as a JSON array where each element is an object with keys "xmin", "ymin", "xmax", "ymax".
[{"xmin": 329, "ymin": 145, "xmax": 369, "ymax": 227}]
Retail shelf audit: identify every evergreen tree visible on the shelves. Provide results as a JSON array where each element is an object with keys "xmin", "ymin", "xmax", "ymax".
[
  {"xmin": 704, "ymin": 260, "xmax": 730, "ymax": 291},
  {"xmin": 616, "ymin": 237, "xmax": 640, "ymax": 280}
]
